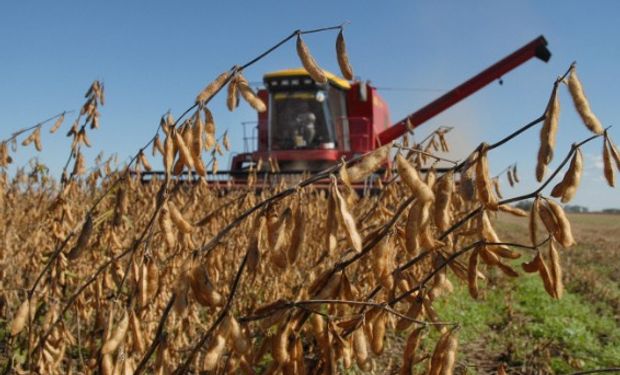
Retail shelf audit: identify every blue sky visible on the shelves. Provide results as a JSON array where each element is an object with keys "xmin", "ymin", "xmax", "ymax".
[{"xmin": 1, "ymin": 1, "xmax": 619, "ymax": 209}]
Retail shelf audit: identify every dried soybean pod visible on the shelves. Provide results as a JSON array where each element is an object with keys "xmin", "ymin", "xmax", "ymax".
[
  {"xmin": 130, "ymin": 309, "xmax": 145, "ymax": 353},
  {"xmin": 123, "ymin": 357, "xmax": 135, "ymax": 374},
  {"xmin": 189, "ymin": 264, "xmax": 223, "ymax": 307},
  {"xmin": 78, "ymin": 127, "xmax": 91, "ymax": 148},
  {"xmin": 101, "ymin": 354, "xmax": 114, "ymax": 375},
  {"xmin": 10, "ymin": 298, "xmax": 30, "ymax": 336},
  {"xmin": 289, "ymin": 335, "xmax": 306, "ymax": 374},
  {"xmin": 352, "ymin": 327, "xmax": 371, "ymax": 370},
  {"xmin": 335, "ymin": 330, "xmax": 352, "ymax": 370},
  {"xmin": 308, "ymin": 270, "xmax": 332, "ymax": 299},
  {"xmin": 222, "ymin": 131, "xmax": 230, "ymax": 151},
  {"xmin": 247, "ymin": 216, "xmax": 266, "ymax": 276},
  {"xmin": 535, "ymin": 161, "xmax": 546, "ymax": 186},
  {"xmin": 146, "ymin": 257, "xmax": 159, "ymax": 298},
  {"xmin": 371, "ymin": 236, "xmax": 390, "ymax": 287},
  {"xmin": 434, "ymin": 170, "xmax": 454, "ymax": 231},
  {"xmin": 522, "ymin": 252, "xmax": 542, "ymax": 273},
  {"xmin": 237, "ymin": 74, "xmax": 267, "ymax": 112},
  {"xmin": 440, "ymin": 328, "xmax": 459, "ymax": 375},
  {"xmin": 326, "ymin": 186, "xmax": 338, "ymax": 253},
  {"xmin": 478, "ymin": 244, "xmax": 501, "ymax": 266},
  {"xmin": 529, "ymin": 197, "xmax": 540, "ymax": 247},
  {"xmin": 163, "ymin": 130, "xmax": 174, "ymax": 177},
  {"xmin": 173, "ymin": 126, "xmax": 195, "ymax": 173},
  {"xmin": 101, "ymin": 311, "xmax": 129, "ymax": 355},
  {"xmin": 419, "ymin": 201, "xmax": 438, "ymax": 250},
  {"xmin": 480, "ymin": 210, "xmax": 518, "ymax": 258},
  {"xmin": 370, "ymin": 312, "xmax": 386, "ymax": 355},
  {"xmin": 33, "ymin": 127, "xmax": 43, "ymax": 151},
  {"xmin": 72, "ymin": 151, "xmax": 86, "ymax": 176},
  {"xmin": 196, "ymin": 71, "xmax": 231, "ymax": 104},
  {"xmin": 336, "ymin": 29, "xmax": 354, "ymax": 80},
  {"xmin": 296, "ymin": 33, "xmax": 327, "ymax": 84},
  {"xmin": 538, "ymin": 200, "xmax": 560, "ymax": 237},
  {"xmin": 322, "ymin": 323, "xmax": 338, "ymax": 374},
  {"xmin": 191, "ymin": 112, "xmax": 206, "ymax": 177},
  {"xmin": 459, "ymin": 163, "xmax": 476, "ymax": 201},
  {"xmin": 152, "ymin": 133, "xmax": 163, "ymax": 156},
  {"xmin": 173, "ymin": 271, "xmax": 191, "ymax": 315},
  {"xmin": 399, "ymin": 327, "xmax": 425, "ymax": 375},
  {"xmin": 68, "ymin": 214, "xmax": 93, "ymax": 260},
  {"xmin": 21, "ymin": 129, "xmax": 35, "ymax": 146},
  {"xmin": 546, "ymin": 199, "xmax": 575, "ymax": 247},
  {"xmin": 272, "ymin": 323, "xmax": 290, "ymax": 365},
  {"xmin": 339, "ymin": 162, "xmax": 358, "ymax": 205},
  {"xmin": 0, "ymin": 142, "xmax": 11, "ymax": 167},
  {"xmin": 137, "ymin": 150, "xmax": 152, "ymax": 172},
  {"xmin": 287, "ymin": 204, "xmax": 305, "ymax": 264},
  {"xmin": 226, "ymin": 74, "xmax": 240, "ymax": 111},
  {"xmin": 567, "ymin": 66, "xmax": 604, "ymax": 135},
  {"xmin": 498, "ymin": 204, "xmax": 528, "ymax": 217},
  {"xmin": 212, "ymin": 158, "xmax": 219, "ymax": 176},
  {"xmin": 492, "ymin": 178, "xmax": 503, "ymax": 199},
  {"xmin": 222, "ymin": 314, "xmax": 246, "ymax": 353},
  {"xmin": 66, "ymin": 120, "xmax": 78, "ymax": 138},
  {"xmin": 427, "ymin": 328, "xmax": 450, "ymax": 375},
  {"xmin": 310, "ymin": 313, "xmax": 325, "ymax": 339},
  {"xmin": 536, "ymin": 82, "xmax": 560, "ymax": 181},
  {"xmin": 467, "ymin": 248, "xmax": 480, "ymax": 299},
  {"xmin": 167, "ymin": 201, "xmax": 193, "ymax": 233},
  {"xmin": 50, "ymin": 113, "xmax": 65, "ymax": 133},
  {"xmin": 564, "ymin": 147, "xmax": 584, "ymax": 203},
  {"xmin": 551, "ymin": 147, "xmax": 583, "ymax": 203},
  {"xmin": 346, "ymin": 142, "xmax": 391, "ymax": 182},
  {"xmin": 512, "ymin": 164, "xmax": 520, "ymax": 183},
  {"xmin": 159, "ymin": 204, "xmax": 176, "ymax": 249},
  {"xmin": 203, "ymin": 334, "xmax": 226, "ymax": 371},
  {"xmin": 548, "ymin": 240, "xmax": 564, "ymax": 298},
  {"xmin": 437, "ymin": 129, "xmax": 450, "ymax": 152},
  {"xmin": 138, "ymin": 262, "xmax": 148, "ymax": 308},
  {"xmin": 396, "ymin": 154, "xmax": 434, "ymax": 202},
  {"xmin": 203, "ymin": 107, "xmax": 217, "ymax": 150},
  {"xmin": 475, "ymin": 144, "xmax": 498, "ymax": 210},
  {"xmin": 608, "ymin": 138, "xmax": 620, "ymax": 171},
  {"xmin": 496, "ymin": 262, "xmax": 519, "ymax": 278},
  {"xmin": 404, "ymin": 202, "xmax": 421, "ymax": 256},
  {"xmin": 538, "ymin": 251, "xmax": 557, "ymax": 298},
  {"xmin": 315, "ymin": 271, "xmax": 343, "ymax": 300},
  {"xmin": 268, "ymin": 207, "xmax": 291, "ymax": 249},
  {"xmin": 331, "ymin": 176, "xmax": 362, "ymax": 252},
  {"xmin": 507, "ymin": 168, "xmax": 514, "ymax": 187},
  {"xmin": 603, "ymin": 137, "xmax": 615, "ymax": 187}
]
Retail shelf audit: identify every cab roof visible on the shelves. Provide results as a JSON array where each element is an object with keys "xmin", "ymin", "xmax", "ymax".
[{"xmin": 263, "ymin": 68, "xmax": 351, "ymax": 90}]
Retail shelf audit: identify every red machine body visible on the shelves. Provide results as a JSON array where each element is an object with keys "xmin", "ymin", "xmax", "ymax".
[{"xmin": 230, "ymin": 36, "xmax": 550, "ymax": 175}]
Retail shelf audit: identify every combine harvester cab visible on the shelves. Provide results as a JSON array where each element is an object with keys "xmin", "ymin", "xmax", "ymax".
[
  {"xmin": 231, "ymin": 36, "xmax": 551, "ymax": 188},
  {"xmin": 230, "ymin": 68, "xmax": 392, "ymax": 188}
]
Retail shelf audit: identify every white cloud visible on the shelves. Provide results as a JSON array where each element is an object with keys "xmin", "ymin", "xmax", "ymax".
[{"xmin": 584, "ymin": 152, "xmax": 604, "ymax": 170}]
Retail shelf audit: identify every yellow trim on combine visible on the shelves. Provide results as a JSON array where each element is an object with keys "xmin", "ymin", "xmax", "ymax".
[
  {"xmin": 274, "ymin": 92, "xmax": 316, "ymax": 100},
  {"xmin": 264, "ymin": 68, "xmax": 351, "ymax": 89}
]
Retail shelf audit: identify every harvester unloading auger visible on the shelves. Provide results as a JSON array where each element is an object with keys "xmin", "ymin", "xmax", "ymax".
[{"xmin": 146, "ymin": 36, "xmax": 551, "ymax": 185}]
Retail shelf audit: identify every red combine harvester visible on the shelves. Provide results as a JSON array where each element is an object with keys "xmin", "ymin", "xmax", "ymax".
[{"xmin": 229, "ymin": 35, "xmax": 550, "ymax": 180}]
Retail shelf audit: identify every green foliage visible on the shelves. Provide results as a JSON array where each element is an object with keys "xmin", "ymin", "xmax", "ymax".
[{"xmin": 432, "ymin": 271, "xmax": 620, "ymax": 373}]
